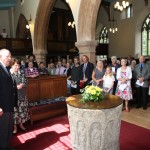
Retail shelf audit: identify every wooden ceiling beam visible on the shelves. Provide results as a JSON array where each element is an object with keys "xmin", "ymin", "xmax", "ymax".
[
  {"xmin": 101, "ymin": 0, "xmax": 111, "ymax": 21},
  {"xmin": 144, "ymin": 0, "xmax": 148, "ymax": 6}
]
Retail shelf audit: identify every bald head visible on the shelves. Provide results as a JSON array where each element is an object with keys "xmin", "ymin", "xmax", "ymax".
[{"xmin": 0, "ymin": 49, "xmax": 12, "ymax": 66}]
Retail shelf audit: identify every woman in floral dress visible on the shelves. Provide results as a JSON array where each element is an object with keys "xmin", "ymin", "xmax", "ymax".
[
  {"xmin": 115, "ymin": 58, "xmax": 133, "ymax": 112},
  {"xmin": 10, "ymin": 59, "xmax": 30, "ymax": 133}
]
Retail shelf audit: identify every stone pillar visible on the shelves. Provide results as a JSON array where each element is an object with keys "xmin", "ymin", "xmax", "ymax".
[
  {"xmin": 33, "ymin": 50, "xmax": 47, "ymax": 65},
  {"xmin": 75, "ymin": 40, "xmax": 97, "ymax": 65},
  {"xmin": 9, "ymin": 7, "xmax": 15, "ymax": 38}
]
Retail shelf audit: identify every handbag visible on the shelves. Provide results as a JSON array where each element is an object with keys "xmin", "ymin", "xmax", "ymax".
[{"xmin": 79, "ymin": 81, "xmax": 84, "ymax": 89}]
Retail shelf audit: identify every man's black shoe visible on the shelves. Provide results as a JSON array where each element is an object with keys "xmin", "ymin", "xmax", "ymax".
[
  {"xmin": 143, "ymin": 107, "xmax": 147, "ymax": 110},
  {"xmin": 136, "ymin": 105, "xmax": 141, "ymax": 108},
  {"xmin": 8, "ymin": 147, "xmax": 17, "ymax": 150}
]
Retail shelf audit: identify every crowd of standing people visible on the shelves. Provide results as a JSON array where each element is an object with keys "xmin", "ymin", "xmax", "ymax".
[
  {"xmin": 0, "ymin": 48, "xmax": 150, "ymax": 150},
  {"xmin": 67, "ymin": 55, "xmax": 149, "ymax": 113}
]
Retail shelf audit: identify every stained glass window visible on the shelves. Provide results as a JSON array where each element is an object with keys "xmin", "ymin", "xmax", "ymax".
[
  {"xmin": 142, "ymin": 14, "xmax": 150, "ymax": 56},
  {"xmin": 99, "ymin": 27, "xmax": 109, "ymax": 44},
  {"xmin": 126, "ymin": 5, "xmax": 132, "ymax": 18}
]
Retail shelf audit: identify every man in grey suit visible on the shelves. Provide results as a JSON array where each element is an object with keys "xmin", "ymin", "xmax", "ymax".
[
  {"xmin": 0, "ymin": 49, "xmax": 18, "ymax": 150},
  {"xmin": 134, "ymin": 56, "xmax": 150, "ymax": 110}
]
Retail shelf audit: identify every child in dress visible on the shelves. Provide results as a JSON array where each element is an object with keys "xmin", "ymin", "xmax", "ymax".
[{"xmin": 103, "ymin": 66, "xmax": 115, "ymax": 94}]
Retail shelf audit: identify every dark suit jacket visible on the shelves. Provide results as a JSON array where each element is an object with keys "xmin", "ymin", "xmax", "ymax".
[
  {"xmin": 134, "ymin": 63, "xmax": 150, "ymax": 87},
  {"xmin": 66, "ymin": 68, "xmax": 71, "ymax": 77},
  {"xmin": 79, "ymin": 62, "xmax": 94, "ymax": 83},
  {"xmin": 0, "ymin": 62, "xmax": 18, "ymax": 112}
]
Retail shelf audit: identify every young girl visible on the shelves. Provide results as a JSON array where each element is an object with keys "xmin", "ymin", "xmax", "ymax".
[{"xmin": 103, "ymin": 66, "xmax": 115, "ymax": 94}]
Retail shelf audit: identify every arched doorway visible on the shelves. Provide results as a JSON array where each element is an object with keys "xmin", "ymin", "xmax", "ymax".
[
  {"xmin": 33, "ymin": 0, "xmax": 102, "ymax": 63},
  {"xmin": 47, "ymin": 0, "xmax": 77, "ymax": 63},
  {"xmin": 16, "ymin": 14, "xmax": 31, "ymax": 39}
]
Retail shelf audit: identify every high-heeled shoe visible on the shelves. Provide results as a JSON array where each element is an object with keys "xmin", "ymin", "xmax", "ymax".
[
  {"xmin": 13, "ymin": 129, "xmax": 17, "ymax": 134},
  {"xmin": 125, "ymin": 107, "xmax": 130, "ymax": 112},
  {"xmin": 20, "ymin": 127, "xmax": 27, "ymax": 132},
  {"xmin": 19, "ymin": 125, "xmax": 27, "ymax": 132}
]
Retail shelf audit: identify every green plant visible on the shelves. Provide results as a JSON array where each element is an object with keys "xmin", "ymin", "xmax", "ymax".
[{"xmin": 80, "ymin": 85, "xmax": 104, "ymax": 103}]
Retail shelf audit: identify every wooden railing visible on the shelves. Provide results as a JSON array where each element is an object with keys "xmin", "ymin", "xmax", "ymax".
[
  {"xmin": 0, "ymin": 38, "xmax": 33, "ymax": 55},
  {"xmin": 0, "ymin": 38, "xmax": 77, "ymax": 56}
]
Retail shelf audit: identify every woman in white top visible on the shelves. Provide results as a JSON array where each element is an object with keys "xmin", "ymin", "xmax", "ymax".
[
  {"xmin": 115, "ymin": 58, "xmax": 133, "ymax": 112},
  {"xmin": 103, "ymin": 66, "xmax": 115, "ymax": 94}
]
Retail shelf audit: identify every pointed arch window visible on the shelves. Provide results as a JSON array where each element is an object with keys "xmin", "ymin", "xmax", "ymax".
[
  {"xmin": 99, "ymin": 27, "xmax": 109, "ymax": 44},
  {"xmin": 142, "ymin": 14, "xmax": 150, "ymax": 56}
]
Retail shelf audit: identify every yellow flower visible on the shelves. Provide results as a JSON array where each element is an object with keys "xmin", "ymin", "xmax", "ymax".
[
  {"xmin": 80, "ymin": 85, "xmax": 104, "ymax": 103},
  {"xmin": 91, "ymin": 90, "xmax": 96, "ymax": 95},
  {"xmin": 85, "ymin": 86, "xmax": 89, "ymax": 89},
  {"xmin": 86, "ymin": 88, "xmax": 91, "ymax": 93}
]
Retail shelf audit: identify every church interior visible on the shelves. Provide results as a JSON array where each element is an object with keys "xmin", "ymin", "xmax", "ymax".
[{"xmin": 0, "ymin": 0, "xmax": 150, "ymax": 150}]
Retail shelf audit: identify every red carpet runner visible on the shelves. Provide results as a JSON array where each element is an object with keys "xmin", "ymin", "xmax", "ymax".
[{"xmin": 11, "ymin": 115, "xmax": 150, "ymax": 150}]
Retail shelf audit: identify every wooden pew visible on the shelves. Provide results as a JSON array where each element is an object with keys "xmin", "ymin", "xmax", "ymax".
[{"xmin": 27, "ymin": 75, "xmax": 67, "ymax": 126}]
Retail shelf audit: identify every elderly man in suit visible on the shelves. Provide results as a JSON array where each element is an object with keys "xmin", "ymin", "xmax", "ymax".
[
  {"xmin": 0, "ymin": 49, "xmax": 18, "ymax": 150},
  {"xmin": 134, "ymin": 55, "xmax": 150, "ymax": 110}
]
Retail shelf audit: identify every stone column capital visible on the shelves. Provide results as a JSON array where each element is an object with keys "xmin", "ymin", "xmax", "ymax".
[
  {"xmin": 75, "ymin": 40, "xmax": 97, "ymax": 53},
  {"xmin": 75, "ymin": 40, "xmax": 97, "ymax": 65},
  {"xmin": 75, "ymin": 40, "xmax": 97, "ymax": 47},
  {"xmin": 33, "ymin": 50, "xmax": 48, "ymax": 55},
  {"xmin": 33, "ymin": 50, "xmax": 47, "ymax": 65}
]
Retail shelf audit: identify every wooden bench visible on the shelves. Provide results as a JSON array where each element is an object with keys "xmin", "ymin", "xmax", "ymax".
[{"xmin": 27, "ymin": 75, "xmax": 67, "ymax": 126}]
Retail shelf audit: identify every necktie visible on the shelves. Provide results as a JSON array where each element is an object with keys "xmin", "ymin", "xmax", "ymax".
[
  {"xmin": 83, "ymin": 64, "xmax": 86, "ymax": 72},
  {"xmin": 64, "ymin": 69, "xmax": 66, "ymax": 74},
  {"xmin": 140, "ymin": 64, "xmax": 143, "ymax": 72},
  {"xmin": 58, "ymin": 68, "xmax": 60, "ymax": 75},
  {"xmin": 83, "ymin": 64, "xmax": 87, "ymax": 79}
]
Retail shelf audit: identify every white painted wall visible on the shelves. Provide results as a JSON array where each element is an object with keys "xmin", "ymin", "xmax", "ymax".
[
  {"xmin": 0, "ymin": 10, "xmax": 10, "ymax": 37},
  {"xmin": 96, "ymin": 0, "xmax": 150, "ymax": 58},
  {"xmin": 14, "ymin": 0, "xmax": 40, "ymax": 40}
]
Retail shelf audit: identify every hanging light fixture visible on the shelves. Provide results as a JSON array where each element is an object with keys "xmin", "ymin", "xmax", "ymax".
[
  {"xmin": 114, "ymin": 1, "xmax": 129, "ymax": 11},
  {"xmin": 26, "ymin": 24, "xmax": 31, "ymax": 29},
  {"xmin": 109, "ymin": 16, "xmax": 118, "ymax": 34},
  {"xmin": 66, "ymin": 0, "xmax": 70, "ymax": 3},
  {"xmin": 68, "ymin": 21, "xmax": 75, "ymax": 28},
  {"xmin": 26, "ymin": 14, "xmax": 32, "ymax": 29}
]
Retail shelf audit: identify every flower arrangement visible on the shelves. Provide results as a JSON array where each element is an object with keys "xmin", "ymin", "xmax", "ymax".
[{"xmin": 80, "ymin": 85, "xmax": 104, "ymax": 103}]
